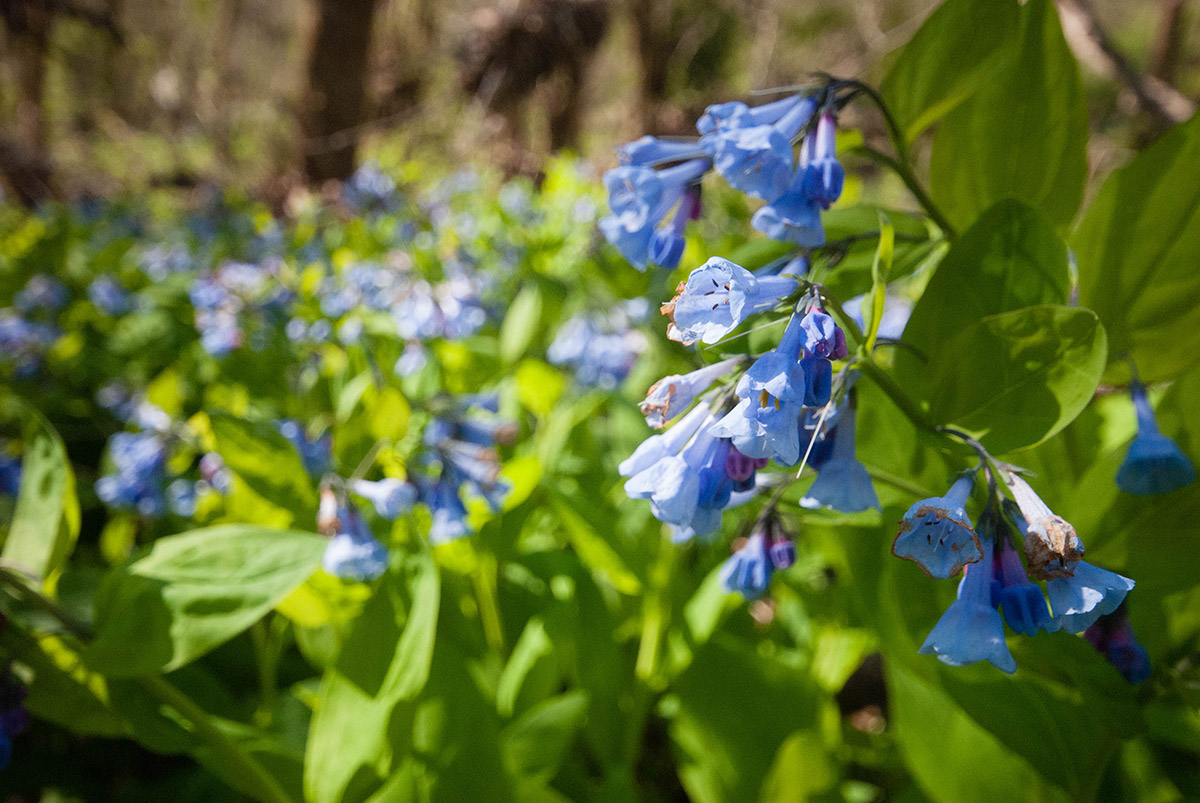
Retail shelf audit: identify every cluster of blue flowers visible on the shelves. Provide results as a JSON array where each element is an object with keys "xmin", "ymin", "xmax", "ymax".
[
  {"xmin": 547, "ymin": 300, "xmax": 650, "ymax": 389},
  {"xmin": 600, "ymin": 88, "xmax": 845, "ymax": 270},
  {"xmin": 93, "ymin": 389, "xmax": 232, "ymax": 519},
  {"xmin": 895, "ymin": 469, "xmax": 1140, "ymax": 677},
  {"xmin": 295, "ymin": 397, "xmax": 514, "ymax": 582},
  {"xmin": 0, "ymin": 276, "xmax": 66, "ymax": 377}
]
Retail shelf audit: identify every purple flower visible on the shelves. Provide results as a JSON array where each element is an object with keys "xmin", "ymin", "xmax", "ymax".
[{"xmin": 799, "ymin": 311, "xmax": 847, "ymax": 360}]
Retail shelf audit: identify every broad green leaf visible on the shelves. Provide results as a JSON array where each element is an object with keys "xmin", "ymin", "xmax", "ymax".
[
  {"xmin": 86, "ymin": 526, "xmax": 326, "ymax": 676},
  {"xmin": 930, "ymin": 0, "xmax": 1087, "ymax": 229},
  {"xmin": 889, "ymin": 664, "xmax": 1068, "ymax": 803},
  {"xmin": 881, "ymin": 0, "xmax": 1021, "ymax": 140},
  {"xmin": 500, "ymin": 691, "xmax": 589, "ymax": 785},
  {"xmin": 1073, "ymin": 113, "xmax": 1200, "ymax": 383},
  {"xmin": 916, "ymin": 305, "xmax": 1106, "ymax": 453},
  {"xmin": 18, "ymin": 634, "xmax": 126, "ymax": 737},
  {"xmin": 497, "ymin": 617, "xmax": 555, "ymax": 718},
  {"xmin": 500, "ymin": 284, "xmax": 544, "ymax": 363},
  {"xmin": 210, "ymin": 412, "xmax": 318, "ymax": 524},
  {"xmin": 1, "ymin": 398, "xmax": 78, "ymax": 580},
  {"xmin": 896, "ymin": 199, "xmax": 1070, "ymax": 395},
  {"xmin": 759, "ymin": 731, "xmax": 839, "ymax": 803},
  {"xmin": 304, "ymin": 557, "xmax": 440, "ymax": 803},
  {"xmin": 666, "ymin": 634, "xmax": 823, "ymax": 803}
]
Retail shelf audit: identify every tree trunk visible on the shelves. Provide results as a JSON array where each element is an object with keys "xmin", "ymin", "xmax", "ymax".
[{"xmin": 302, "ymin": 0, "xmax": 380, "ymax": 183}]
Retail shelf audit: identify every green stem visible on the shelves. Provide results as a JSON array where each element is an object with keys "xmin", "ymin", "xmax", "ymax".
[
  {"xmin": 473, "ymin": 553, "xmax": 506, "ymax": 652},
  {"xmin": 139, "ymin": 675, "xmax": 295, "ymax": 803},
  {"xmin": 852, "ymin": 144, "xmax": 956, "ymax": 237},
  {"xmin": 854, "ymin": 357, "xmax": 937, "ymax": 433},
  {"xmin": 623, "ymin": 533, "xmax": 676, "ymax": 767},
  {"xmin": 0, "ymin": 567, "xmax": 92, "ymax": 641}
]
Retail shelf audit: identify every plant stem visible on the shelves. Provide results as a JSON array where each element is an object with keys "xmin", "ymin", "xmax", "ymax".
[
  {"xmin": 473, "ymin": 552, "xmax": 506, "ymax": 652},
  {"xmin": 139, "ymin": 675, "xmax": 295, "ymax": 803},
  {"xmin": 852, "ymin": 144, "xmax": 956, "ymax": 237}
]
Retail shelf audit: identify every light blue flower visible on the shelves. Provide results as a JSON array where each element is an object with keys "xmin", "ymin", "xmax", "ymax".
[
  {"xmin": 618, "ymin": 135, "xmax": 708, "ymax": 167},
  {"xmin": 740, "ymin": 314, "xmax": 807, "ymax": 402},
  {"xmin": 892, "ymin": 474, "xmax": 982, "ymax": 579},
  {"xmin": 351, "ymin": 478, "xmax": 417, "ymax": 519},
  {"xmin": 1046, "ymin": 561, "xmax": 1134, "ymax": 634},
  {"xmin": 751, "ymin": 180, "xmax": 825, "ymax": 247},
  {"xmin": 800, "ymin": 355, "xmax": 832, "ymax": 407},
  {"xmin": 800, "ymin": 403, "xmax": 880, "ymax": 513},
  {"xmin": 624, "ymin": 426, "xmax": 718, "ymax": 526},
  {"xmin": 703, "ymin": 96, "xmax": 815, "ymax": 201},
  {"xmin": 323, "ymin": 506, "xmax": 389, "ymax": 581},
  {"xmin": 666, "ymin": 257, "xmax": 799, "ymax": 345},
  {"xmin": 710, "ymin": 396, "xmax": 804, "ymax": 465},
  {"xmin": 919, "ymin": 534, "xmax": 1017, "ymax": 673},
  {"xmin": 619, "ymin": 403, "xmax": 712, "ymax": 478},
  {"xmin": 1115, "ymin": 382, "xmax": 1195, "ymax": 495},
  {"xmin": 695, "ymin": 94, "xmax": 807, "ymax": 135},
  {"xmin": 427, "ymin": 478, "xmax": 471, "ymax": 545},
  {"xmin": 719, "ymin": 532, "xmax": 774, "ymax": 599},
  {"xmin": 599, "ymin": 159, "xmax": 709, "ymax": 269},
  {"xmin": 640, "ymin": 356, "xmax": 741, "ymax": 429},
  {"xmin": 800, "ymin": 112, "xmax": 844, "ymax": 208}
]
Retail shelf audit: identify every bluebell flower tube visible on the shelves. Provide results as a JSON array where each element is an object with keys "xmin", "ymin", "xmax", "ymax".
[
  {"xmin": 640, "ymin": 356, "xmax": 742, "ymax": 429},
  {"xmin": 1115, "ymin": 382, "xmax": 1194, "ymax": 495},
  {"xmin": 799, "ymin": 402, "xmax": 880, "ymax": 513},
  {"xmin": 919, "ymin": 534, "xmax": 1017, "ymax": 674},
  {"xmin": 665, "ymin": 257, "xmax": 799, "ymax": 345},
  {"xmin": 892, "ymin": 474, "xmax": 982, "ymax": 579}
]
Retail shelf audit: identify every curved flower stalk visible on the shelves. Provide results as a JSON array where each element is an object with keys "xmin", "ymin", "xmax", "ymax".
[
  {"xmin": 892, "ymin": 474, "xmax": 982, "ymax": 579},
  {"xmin": 1115, "ymin": 381, "xmax": 1194, "ymax": 495}
]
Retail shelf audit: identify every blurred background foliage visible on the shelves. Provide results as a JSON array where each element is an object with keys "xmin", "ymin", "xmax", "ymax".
[{"xmin": 1, "ymin": 1, "xmax": 1200, "ymax": 803}]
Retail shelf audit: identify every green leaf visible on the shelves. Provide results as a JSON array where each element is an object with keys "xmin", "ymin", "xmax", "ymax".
[
  {"xmin": 303, "ymin": 557, "xmax": 440, "ymax": 803},
  {"xmin": 1, "ymin": 398, "xmax": 78, "ymax": 580},
  {"xmin": 666, "ymin": 634, "xmax": 823, "ymax": 803},
  {"xmin": 1073, "ymin": 113, "xmax": 1200, "ymax": 383},
  {"xmin": 85, "ymin": 526, "xmax": 326, "ymax": 676},
  {"xmin": 916, "ymin": 305, "xmax": 1107, "ymax": 453},
  {"xmin": 881, "ymin": 0, "xmax": 1021, "ymax": 140},
  {"xmin": 500, "ymin": 284, "xmax": 544, "ymax": 364},
  {"xmin": 896, "ymin": 199, "xmax": 1070, "ymax": 390},
  {"xmin": 888, "ymin": 664, "xmax": 1068, "ymax": 803},
  {"xmin": 930, "ymin": 0, "xmax": 1087, "ymax": 230},
  {"xmin": 210, "ymin": 412, "xmax": 318, "ymax": 524},
  {"xmin": 500, "ymin": 691, "xmax": 589, "ymax": 785},
  {"xmin": 863, "ymin": 211, "xmax": 895, "ymax": 354}
]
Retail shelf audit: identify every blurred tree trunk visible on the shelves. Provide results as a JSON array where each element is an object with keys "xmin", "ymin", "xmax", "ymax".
[
  {"xmin": 629, "ymin": 0, "xmax": 672, "ymax": 132},
  {"xmin": 302, "ymin": 0, "xmax": 380, "ymax": 183},
  {"xmin": 2, "ymin": 0, "xmax": 53, "ymax": 149}
]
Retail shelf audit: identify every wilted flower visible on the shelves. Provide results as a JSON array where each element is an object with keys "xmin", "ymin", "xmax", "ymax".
[
  {"xmin": 1005, "ymin": 472, "xmax": 1083, "ymax": 579},
  {"xmin": 640, "ymin": 356, "xmax": 742, "ymax": 429}
]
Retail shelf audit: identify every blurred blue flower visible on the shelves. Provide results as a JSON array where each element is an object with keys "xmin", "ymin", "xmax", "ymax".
[
  {"xmin": 15, "ymin": 275, "xmax": 68, "ymax": 313},
  {"xmin": 1046, "ymin": 561, "xmax": 1135, "ymax": 634},
  {"xmin": 800, "ymin": 112, "xmax": 844, "ymax": 208},
  {"xmin": 1085, "ymin": 614, "xmax": 1151, "ymax": 684},
  {"xmin": 88, "ymin": 276, "xmax": 132, "ymax": 316},
  {"xmin": 277, "ymin": 420, "xmax": 331, "ymax": 477},
  {"xmin": 696, "ymin": 94, "xmax": 806, "ymax": 135},
  {"xmin": 0, "ymin": 450, "xmax": 20, "ymax": 496},
  {"xmin": 920, "ymin": 534, "xmax": 1017, "ymax": 673},
  {"xmin": 1116, "ymin": 382, "xmax": 1194, "ymax": 495},
  {"xmin": 599, "ymin": 158, "xmax": 709, "ymax": 269},
  {"xmin": 323, "ymin": 505, "xmax": 389, "ymax": 581},
  {"xmin": 618, "ymin": 136, "xmax": 708, "ymax": 167},
  {"xmin": 351, "ymin": 478, "xmax": 417, "ymax": 519},
  {"xmin": 892, "ymin": 474, "xmax": 982, "ymax": 579},
  {"xmin": 719, "ymin": 532, "xmax": 773, "ymax": 599}
]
